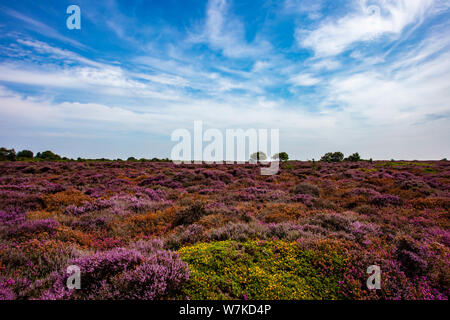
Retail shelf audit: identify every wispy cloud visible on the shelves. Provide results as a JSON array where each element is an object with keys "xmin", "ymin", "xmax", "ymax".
[
  {"xmin": 297, "ymin": 0, "xmax": 434, "ymax": 57},
  {"xmin": 289, "ymin": 73, "xmax": 321, "ymax": 86},
  {"xmin": 282, "ymin": 0, "xmax": 324, "ymax": 19},
  {"xmin": 17, "ymin": 39, "xmax": 103, "ymax": 67},
  {"xmin": 188, "ymin": 0, "xmax": 271, "ymax": 58},
  {"xmin": 0, "ymin": 7, "xmax": 86, "ymax": 49}
]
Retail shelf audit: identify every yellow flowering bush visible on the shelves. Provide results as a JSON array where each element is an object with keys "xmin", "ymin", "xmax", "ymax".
[{"xmin": 179, "ymin": 240, "xmax": 349, "ymax": 299}]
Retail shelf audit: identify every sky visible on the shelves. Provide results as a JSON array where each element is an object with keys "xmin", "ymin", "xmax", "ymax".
[{"xmin": 0, "ymin": 0, "xmax": 449, "ymax": 160}]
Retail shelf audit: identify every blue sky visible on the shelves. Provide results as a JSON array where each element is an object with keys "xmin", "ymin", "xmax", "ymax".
[{"xmin": 0, "ymin": 0, "xmax": 449, "ymax": 160}]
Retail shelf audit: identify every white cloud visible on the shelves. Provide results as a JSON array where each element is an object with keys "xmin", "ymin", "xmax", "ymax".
[
  {"xmin": 309, "ymin": 59, "xmax": 341, "ymax": 71},
  {"xmin": 283, "ymin": 0, "xmax": 323, "ymax": 19},
  {"xmin": 1, "ymin": 8, "xmax": 86, "ymax": 49},
  {"xmin": 17, "ymin": 39, "xmax": 104, "ymax": 68},
  {"xmin": 0, "ymin": 63, "xmax": 184, "ymax": 101},
  {"xmin": 0, "ymin": 86, "xmax": 335, "ymax": 138},
  {"xmin": 189, "ymin": 0, "xmax": 271, "ymax": 58},
  {"xmin": 252, "ymin": 61, "xmax": 272, "ymax": 72},
  {"xmin": 289, "ymin": 73, "xmax": 321, "ymax": 86},
  {"xmin": 134, "ymin": 73, "xmax": 189, "ymax": 87},
  {"xmin": 298, "ymin": 0, "xmax": 434, "ymax": 57},
  {"xmin": 325, "ymin": 50, "xmax": 450, "ymax": 126}
]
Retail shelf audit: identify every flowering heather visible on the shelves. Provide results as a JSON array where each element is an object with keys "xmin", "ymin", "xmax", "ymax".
[
  {"xmin": 0, "ymin": 160, "xmax": 448, "ymax": 299},
  {"xmin": 291, "ymin": 194, "xmax": 314, "ymax": 206},
  {"xmin": 41, "ymin": 242, "xmax": 189, "ymax": 300},
  {"xmin": 6, "ymin": 219, "xmax": 59, "ymax": 238}
]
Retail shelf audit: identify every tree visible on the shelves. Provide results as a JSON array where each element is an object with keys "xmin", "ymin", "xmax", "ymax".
[
  {"xmin": 320, "ymin": 152, "xmax": 344, "ymax": 163},
  {"xmin": 127, "ymin": 157, "xmax": 137, "ymax": 161},
  {"xmin": 273, "ymin": 152, "xmax": 289, "ymax": 162},
  {"xmin": 345, "ymin": 152, "xmax": 361, "ymax": 162},
  {"xmin": 320, "ymin": 152, "xmax": 332, "ymax": 162},
  {"xmin": 0, "ymin": 147, "xmax": 16, "ymax": 161},
  {"xmin": 250, "ymin": 151, "xmax": 267, "ymax": 162},
  {"xmin": 36, "ymin": 150, "xmax": 61, "ymax": 161},
  {"xmin": 17, "ymin": 150, "xmax": 34, "ymax": 159}
]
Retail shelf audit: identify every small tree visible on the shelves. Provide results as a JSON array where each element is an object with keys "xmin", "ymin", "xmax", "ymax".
[
  {"xmin": 17, "ymin": 150, "xmax": 34, "ymax": 159},
  {"xmin": 320, "ymin": 152, "xmax": 332, "ymax": 162},
  {"xmin": 0, "ymin": 147, "xmax": 16, "ymax": 161},
  {"xmin": 273, "ymin": 152, "xmax": 289, "ymax": 162},
  {"xmin": 250, "ymin": 151, "xmax": 267, "ymax": 162},
  {"xmin": 36, "ymin": 150, "xmax": 61, "ymax": 161},
  {"xmin": 127, "ymin": 157, "xmax": 137, "ymax": 161},
  {"xmin": 320, "ymin": 152, "xmax": 344, "ymax": 163},
  {"xmin": 345, "ymin": 152, "xmax": 361, "ymax": 162}
]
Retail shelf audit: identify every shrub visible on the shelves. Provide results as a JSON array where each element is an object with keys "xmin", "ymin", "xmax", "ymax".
[
  {"xmin": 311, "ymin": 198, "xmax": 337, "ymax": 210},
  {"xmin": 179, "ymin": 240, "xmax": 350, "ymax": 299},
  {"xmin": 41, "ymin": 241, "xmax": 189, "ymax": 300},
  {"xmin": 166, "ymin": 224, "xmax": 205, "ymax": 249},
  {"xmin": 0, "ymin": 148, "xmax": 16, "ymax": 161},
  {"xmin": 35, "ymin": 151, "xmax": 61, "ymax": 161},
  {"xmin": 173, "ymin": 202, "xmax": 208, "ymax": 226},
  {"xmin": 16, "ymin": 150, "xmax": 34, "ymax": 159},
  {"xmin": 273, "ymin": 152, "xmax": 289, "ymax": 161},
  {"xmin": 71, "ymin": 215, "xmax": 112, "ymax": 231},
  {"xmin": 293, "ymin": 182, "xmax": 320, "ymax": 197},
  {"xmin": 42, "ymin": 189, "xmax": 93, "ymax": 212},
  {"xmin": 7, "ymin": 219, "xmax": 59, "ymax": 237},
  {"xmin": 395, "ymin": 236, "xmax": 428, "ymax": 277},
  {"xmin": 291, "ymin": 194, "xmax": 313, "ymax": 206},
  {"xmin": 108, "ymin": 248, "xmax": 189, "ymax": 299},
  {"xmin": 355, "ymin": 205, "xmax": 378, "ymax": 216},
  {"xmin": 206, "ymin": 222, "xmax": 267, "ymax": 242},
  {"xmin": 371, "ymin": 194, "xmax": 402, "ymax": 207},
  {"xmin": 266, "ymin": 223, "xmax": 305, "ymax": 241},
  {"xmin": 320, "ymin": 152, "xmax": 344, "ymax": 163},
  {"xmin": 0, "ymin": 279, "xmax": 16, "ymax": 300},
  {"xmin": 41, "ymin": 248, "xmax": 143, "ymax": 299},
  {"xmin": 310, "ymin": 213, "xmax": 352, "ymax": 233},
  {"xmin": 0, "ymin": 209, "xmax": 26, "ymax": 227},
  {"xmin": 345, "ymin": 153, "xmax": 361, "ymax": 162}
]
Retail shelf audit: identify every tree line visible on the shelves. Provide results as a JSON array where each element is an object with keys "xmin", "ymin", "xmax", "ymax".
[
  {"xmin": 0, "ymin": 147, "xmax": 170, "ymax": 162},
  {"xmin": 1, "ymin": 147, "xmax": 369, "ymax": 163}
]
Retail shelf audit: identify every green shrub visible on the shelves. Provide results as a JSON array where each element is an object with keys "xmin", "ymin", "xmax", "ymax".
[
  {"xmin": 320, "ymin": 152, "xmax": 344, "ymax": 163},
  {"xmin": 178, "ymin": 240, "xmax": 350, "ymax": 300},
  {"xmin": 273, "ymin": 152, "xmax": 289, "ymax": 161},
  {"xmin": 17, "ymin": 150, "xmax": 34, "ymax": 159},
  {"xmin": 0, "ymin": 147, "xmax": 16, "ymax": 161},
  {"xmin": 345, "ymin": 153, "xmax": 361, "ymax": 162},
  {"xmin": 36, "ymin": 150, "xmax": 61, "ymax": 161}
]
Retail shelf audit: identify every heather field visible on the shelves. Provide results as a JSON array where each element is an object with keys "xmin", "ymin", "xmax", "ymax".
[{"xmin": 0, "ymin": 160, "xmax": 448, "ymax": 300}]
